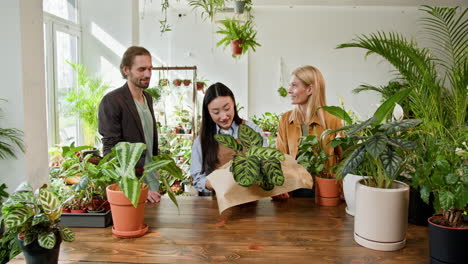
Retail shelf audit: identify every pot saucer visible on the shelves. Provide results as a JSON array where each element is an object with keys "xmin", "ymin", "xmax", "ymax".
[{"xmin": 112, "ymin": 224, "xmax": 148, "ymax": 238}]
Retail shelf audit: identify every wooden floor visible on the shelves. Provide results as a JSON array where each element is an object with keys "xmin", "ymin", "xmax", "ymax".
[{"xmin": 11, "ymin": 197, "xmax": 429, "ymax": 264}]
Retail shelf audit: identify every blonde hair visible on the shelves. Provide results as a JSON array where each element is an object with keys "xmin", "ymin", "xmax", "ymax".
[{"xmin": 290, "ymin": 65, "xmax": 327, "ymax": 127}]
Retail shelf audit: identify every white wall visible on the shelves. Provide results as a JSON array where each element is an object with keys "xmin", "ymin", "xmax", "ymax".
[
  {"xmin": 80, "ymin": 0, "xmax": 134, "ymax": 89},
  {"xmin": 0, "ymin": 0, "xmax": 48, "ymax": 191},
  {"xmin": 250, "ymin": 5, "xmax": 422, "ymax": 119}
]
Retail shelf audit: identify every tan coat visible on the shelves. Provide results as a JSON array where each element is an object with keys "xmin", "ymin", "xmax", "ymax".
[{"xmin": 276, "ymin": 110, "xmax": 343, "ymax": 168}]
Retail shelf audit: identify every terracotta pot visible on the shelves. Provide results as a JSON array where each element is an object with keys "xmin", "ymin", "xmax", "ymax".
[
  {"xmin": 62, "ymin": 208, "xmax": 71, "ymax": 213},
  {"xmin": 173, "ymin": 79, "xmax": 182, "ymax": 86},
  {"xmin": 231, "ymin": 40, "xmax": 243, "ymax": 55},
  {"xmin": 428, "ymin": 215, "xmax": 468, "ymax": 264},
  {"xmin": 354, "ymin": 179, "xmax": 409, "ymax": 251},
  {"xmin": 343, "ymin": 173, "xmax": 368, "ymax": 216},
  {"xmin": 106, "ymin": 183, "xmax": 149, "ymax": 238},
  {"xmin": 315, "ymin": 176, "xmax": 341, "ymax": 206},
  {"xmin": 183, "ymin": 80, "xmax": 191, "ymax": 86},
  {"xmin": 196, "ymin": 82, "xmax": 205, "ymax": 91}
]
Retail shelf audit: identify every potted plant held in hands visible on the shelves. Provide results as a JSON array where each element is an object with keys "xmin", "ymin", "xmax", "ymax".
[
  {"xmin": 103, "ymin": 142, "xmax": 182, "ymax": 238},
  {"xmin": 216, "ymin": 18, "xmax": 261, "ymax": 57},
  {"xmin": 1, "ymin": 183, "xmax": 75, "ymax": 264}
]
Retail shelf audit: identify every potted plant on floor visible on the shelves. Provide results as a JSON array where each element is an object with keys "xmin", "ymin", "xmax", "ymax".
[
  {"xmin": 333, "ymin": 88, "xmax": 421, "ymax": 251},
  {"xmin": 216, "ymin": 17, "xmax": 261, "ymax": 57},
  {"xmin": 425, "ymin": 140, "xmax": 467, "ymax": 264},
  {"xmin": 102, "ymin": 142, "xmax": 182, "ymax": 238},
  {"xmin": 1, "ymin": 182, "xmax": 75, "ymax": 264}
]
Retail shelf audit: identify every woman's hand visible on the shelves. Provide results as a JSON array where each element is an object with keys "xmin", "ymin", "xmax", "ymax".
[{"xmin": 205, "ymin": 180, "xmax": 213, "ymax": 190}]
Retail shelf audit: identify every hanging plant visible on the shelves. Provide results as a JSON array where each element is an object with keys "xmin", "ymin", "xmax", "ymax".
[{"xmin": 216, "ymin": 18, "xmax": 261, "ymax": 57}]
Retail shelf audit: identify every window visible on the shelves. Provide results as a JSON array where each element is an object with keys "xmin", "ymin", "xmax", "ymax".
[{"xmin": 43, "ymin": 0, "xmax": 81, "ymax": 146}]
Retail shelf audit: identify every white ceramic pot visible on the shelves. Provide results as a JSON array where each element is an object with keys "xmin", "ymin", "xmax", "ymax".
[
  {"xmin": 354, "ymin": 179, "xmax": 409, "ymax": 251},
  {"xmin": 343, "ymin": 173, "xmax": 367, "ymax": 216}
]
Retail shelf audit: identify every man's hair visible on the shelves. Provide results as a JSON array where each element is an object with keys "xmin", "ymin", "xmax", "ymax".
[{"xmin": 120, "ymin": 46, "xmax": 151, "ymax": 79}]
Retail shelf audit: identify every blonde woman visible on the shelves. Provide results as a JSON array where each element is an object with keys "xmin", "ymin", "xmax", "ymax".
[{"xmin": 276, "ymin": 65, "xmax": 343, "ymax": 198}]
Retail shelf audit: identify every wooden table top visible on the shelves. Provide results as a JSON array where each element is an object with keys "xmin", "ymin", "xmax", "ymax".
[{"xmin": 11, "ymin": 197, "xmax": 428, "ymax": 264}]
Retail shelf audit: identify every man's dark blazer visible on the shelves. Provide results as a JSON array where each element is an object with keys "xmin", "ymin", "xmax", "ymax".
[{"xmin": 98, "ymin": 83, "xmax": 158, "ymax": 169}]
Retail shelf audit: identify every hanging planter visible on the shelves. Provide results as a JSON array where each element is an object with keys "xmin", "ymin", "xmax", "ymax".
[
  {"xmin": 234, "ymin": 1, "xmax": 246, "ymax": 14},
  {"xmin": 183, "ymin": 79, "xmax": 192, "ymax": 86},
  {"xmin": 231, "ymin": 40, "xmax": 243, "ymax": 55},
  {"xmin": 196, "ymin": 81, "xmax": 206, "ymax": 91},
  {"xmin": 173, "ymin": 79, "xmax": 182, "ymax": 86}
]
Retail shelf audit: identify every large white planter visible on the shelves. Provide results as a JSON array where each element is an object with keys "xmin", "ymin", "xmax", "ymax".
[
  {"xmin": 354, "ymin": 179, "xmax": 409, "ymax": 251},
  {"xmin": 343, "ymin": 173, "xmax": 367, "ymax": 216}
]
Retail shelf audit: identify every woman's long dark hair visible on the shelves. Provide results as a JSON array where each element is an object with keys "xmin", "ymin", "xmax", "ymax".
[{"xmin": 200, "ymin": 82, "xmax": 242, "ymax": 174}]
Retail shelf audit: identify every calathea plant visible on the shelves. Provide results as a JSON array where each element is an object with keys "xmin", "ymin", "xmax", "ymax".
[
  {"xmin": 1, "ymin": 182, "xmax": 75, "ymax": 250},
  {"xmin": 214, "ymin": 124, "xmax": 285, "ymax": 191}
]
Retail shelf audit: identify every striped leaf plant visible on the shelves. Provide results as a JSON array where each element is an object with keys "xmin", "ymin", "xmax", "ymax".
[
  {"xmin": 102, "ymin": 142, "xmax": 183, "ymax": 208},
  {"xmin": 1, "ymin": 182, "xmax": 75, "ymax": 250},
  {"xmin": 214, "ymin": 124, "xmax": 285, "ymax": 191}
]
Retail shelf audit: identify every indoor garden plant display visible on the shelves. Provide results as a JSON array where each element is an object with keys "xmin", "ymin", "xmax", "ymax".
[
  {"xmin": 216, "ymin": 17, "xmax": 261, "ymax": 57},
  {"xmin": 103, "ymin": 142, "xmax": 182, "ymax": 238},
  {"xmin": 1, "ymin": 182, "xmax": 75, "ymax": 264},
  {"xmin": 296, "ymin": 134, "xmax": 341, "ymax": 206}
]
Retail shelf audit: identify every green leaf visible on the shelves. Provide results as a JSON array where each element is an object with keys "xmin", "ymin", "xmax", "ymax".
[
  {"xmin": 345, "ymin": 117, "xmax": 374, "ymax": 136},
  {"xmin": 372, "ymin": 87, "xmax": 413, "ymax": 125},
  {"xmin": 120, "ymin": 177, "xmax": 141, "ymax": 208},
  {"xmin": 8, "ymin": 191, "xmax": 37, "ymax": 204},
  {"xmin": 445, "ymin": 173, "xmax": 459, "ymax": 185},
  {"xmin": 261, "ymin": 159, "xmax": 284, "ymax": 186},
  {"xmin": 387, "ymin": 138, "xmax": 417, "ymax": 149},
  {"xmin": 247, "ymin": 146, "xmax": 285, "ymax": 161},
  {"xmin": 439, "ymin": 190, "xmax": 455, "ymax": 210},
  {"xmin": 59, "ymin": 227, "xmax": 75, "ymax": 242},
  {"xmin": 38, "ymin": 232, "xmax": 56, "ymax": 249},
  {"xmin": 4, "ymin": 207, "xmax": 33, "ymax": 229},
  {"xmin": 214, "ymin": 134, "xmax": 242, "ymax": 151},
  {"xmin": 380, "ymin": 149, "xmax": 402, "ymax": 179},
  {"xmin": 320, "ymin": 106, "xmax": 352, "ymax": 125},
  {"xmin": 32, "ymin": 214, "xmax": 49, "ymax": 226},
  {"xmin": 341, "ymin": 145, "xmax": 366, "ymax": 176},
  {"xmin": 420, "ymin": 183, "xmax": 431, "ymax": 204},
  {"xmin": 23, "ymin": 231, "xmax": 36, "ymax": 246},
  {"xmin": 162, "ymin": 177, "xmax": 179, "ymax": 210},
  {"xmin": 238, "ymin": 124, "xmax": 263, "ymax": 148},
  {"xmin": 380, "ymin": 119, "xmax": 422, "ymax": 134},
  {"xmin": 231, "ymin": 154, "xmax": 260, "ymax": 187},
  {"xmin": 365, "ymin": 134, "xmax": 388, "ymax": 158},
  {"xmin": 259, "ymin": 180, "xmax": 275, "ymax": 191},
  {"xmin": 39, "ymin": 189, "xmax": 61, "ymax": 221},
  {"xmin": 151, "ymin": 155, "xmax": 183, "ymax": 181},
  {"xmin": 115, "ymin": 142, "xmax": 146, "ymax": 179}
]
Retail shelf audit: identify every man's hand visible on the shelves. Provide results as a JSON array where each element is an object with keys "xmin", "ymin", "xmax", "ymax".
[{"xmin": 146, "ymin": 190, "xmax": 161, "ymax": 203}]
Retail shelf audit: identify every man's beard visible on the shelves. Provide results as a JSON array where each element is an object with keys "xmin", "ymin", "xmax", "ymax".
[{"xmin": 130, "ymin": 76, "xmax": 150, "ymax": 89}]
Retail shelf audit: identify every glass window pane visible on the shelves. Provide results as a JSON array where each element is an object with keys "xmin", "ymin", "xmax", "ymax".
[
  {"xmin": 56, "ymin": 30, "xmax": 79, "ymax": 146},
  {"xmin": 43, "ymin": 0, "xmax": 77, "ymax": 23}
]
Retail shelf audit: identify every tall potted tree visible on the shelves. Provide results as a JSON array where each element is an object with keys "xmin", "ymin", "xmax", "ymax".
[
  {"xmin": 103, "ymin": 142, "xmax": 182, "ymax": 238},
  {"xmin": 1, "ymin": 183, "xmax": 75, "ymax": 264}
]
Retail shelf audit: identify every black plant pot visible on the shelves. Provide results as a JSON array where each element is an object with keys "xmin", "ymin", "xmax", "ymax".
[
  {"xmin": 408, "ymin": 187, "xmax": 434, "ymax": 226},
  {"xmin": 428, "ymin": 216, "xmax": 468, "ymax": 264},
  {"xmin": 18, "ymin": 234, "xmax": 62, "ymax": 264}
]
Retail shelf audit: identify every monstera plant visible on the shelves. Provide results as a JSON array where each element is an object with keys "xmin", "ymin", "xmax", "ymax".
[{"xmin": 214, "ymin": 124, "xmax": 285, "ymax": 191}]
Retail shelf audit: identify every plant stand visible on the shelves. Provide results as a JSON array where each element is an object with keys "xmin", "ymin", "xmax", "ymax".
[{"xmin": 354, "ymin": 180, "xmax": 409, "ymax": 251}]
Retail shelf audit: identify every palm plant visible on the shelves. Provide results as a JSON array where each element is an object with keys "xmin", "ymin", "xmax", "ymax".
[
  {"xmin": 337, "ymin": 5, "xmax": 467, "ymax": 226},
  {"xmin": 65, "ymin": 62, "xmax": 109, "ymax": 146},
  {"xmin": 0, "ymin": 99, "xmax": 24, "ymax": 160}
]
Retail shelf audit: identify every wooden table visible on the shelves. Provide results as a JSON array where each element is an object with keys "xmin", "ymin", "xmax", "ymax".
[{"xmin": 12, "ymin": 197, "xmax": 429, "ymax": 263}]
